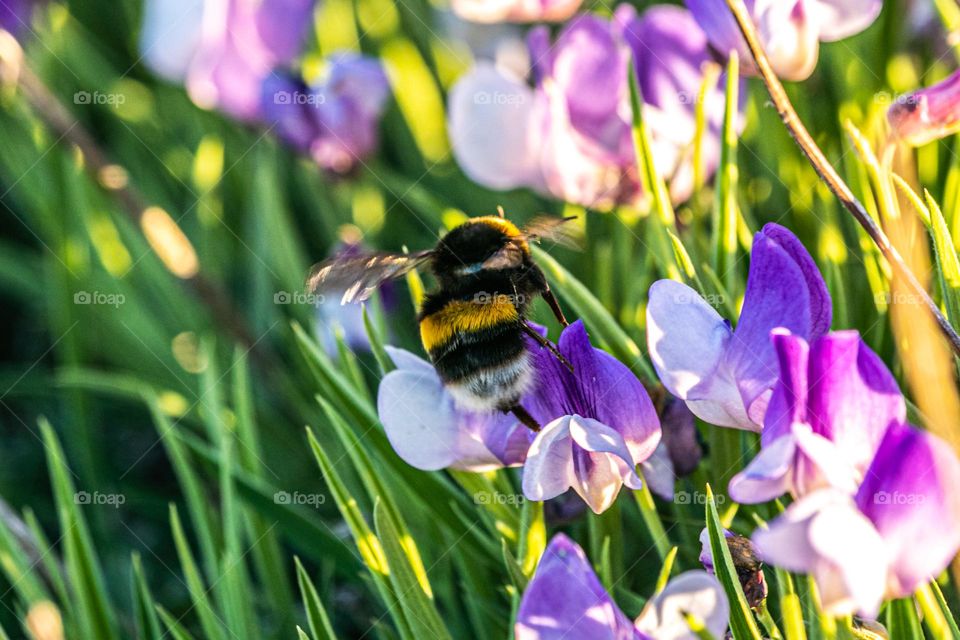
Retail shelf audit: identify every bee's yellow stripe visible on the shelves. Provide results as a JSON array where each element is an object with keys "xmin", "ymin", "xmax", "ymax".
[{"xmin": 420, "ymin": 298, "xmax": 519, "ymax": 352}]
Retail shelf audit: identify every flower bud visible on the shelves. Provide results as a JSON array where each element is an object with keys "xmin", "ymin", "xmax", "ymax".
[{"xmin": 888, "ymin": 70, "xmax": 960, "ymax": 146}]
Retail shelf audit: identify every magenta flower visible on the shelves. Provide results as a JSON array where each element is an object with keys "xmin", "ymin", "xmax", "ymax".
[
  {"xmin": 140, "ymin": 0, "xmax": 314, "ymax": 120},
  {"xmin": 888, "ymin": 70, "xmax": 960, "ymax": 146},
  {"xmin": 728, "ymin": 330, "xmax": 902, "ymax": 503},
  {"xmin": 517, "ymin": 534, "xmax": 729, "ymax": 640},
  {"xmin": 647, "ymin": 223, "xmax": 831, "ymax": 431},
  {"xmin": 377, "ymin": 321, "xmax": 663, "ymax": 514},
  {"xmin": 261, "ymin": 54, "xmax": 391, "ymax": 173},
  {"xmin": 448, "ymin": 5, "xmax": 736, "ymax": 208},
  {"xmin": 686, "ymin": 0, "xmax": 882, "ymax": 81},
  {"xmin": 451, "ymin": 0, "xmax": 582, "ymax": 24},
  {"xmin": 521, "ymin": 321, "xmax": 661, "ymax": 514},
  {"xmin": 754, "ymin": 422, "xmax": 960, "ymax": 616}
]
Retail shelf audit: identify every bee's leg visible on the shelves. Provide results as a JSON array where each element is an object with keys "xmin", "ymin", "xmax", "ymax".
[
  {"xmin": 541, "ymin": 285, "xmax": 569, "ymax": 327},
  {"xmin": 508, "ymin": 404, "xmax": 541, "ymax": 432},
  {"xmin": 521, "ymin": 323, "xmax": 574, "ymax": 373}
]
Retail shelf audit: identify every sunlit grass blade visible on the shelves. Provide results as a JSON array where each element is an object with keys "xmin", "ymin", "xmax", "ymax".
[
  {"xmin": 295, "ymin": 557, "xmax": 339, "ymax": 640},
  {"xmin": 713, "ymin": 51, "xmax": 741, "ymax": 296},
  {"xmin": 704, "ymin": 485, "xmax": 762, "ymax": 640},
  {"xmin": 633, "ymin": 469, "xmax": 671, "ymax": 561},
  {"xmin": 39, "ymin": 419, "xmax": 118, "ymax": 640},
  {"xmin": 131, "ymin": 554, "xmax": 163, "ymax": 640},
  {"xmin": 627, "ymin": 60, "xmax": 680, "ymax": 281},
  {"xmin": 169, "ymin": 504, "xmax": 227, "ymax": 640},
  {"xmin": 654, "ymin": 547, "xmax": 679, "ymax": 595},
  {"xmin": 363, "ymin": 304, "xmax": 395, "ymax": 375},
  {"xmin": 157, "ymin": 606, "xmax": 199, "ymax": 640},
  {"xmin": 317, "ymin": 397, "xmax": 434, "ymax": 598},
  {"xmin": 516, "ymin": 498, "xmax": 545, "ymax": 579},
  {"xmin": 372, "ymin": 500, "xmax": 452, "ymax": 640},
  {"xmin": 305, "ymin": 427, "xmax": 414, "ymax": 639},
  {"xmin": 885, "ymin": 597, "xmax": 923, "ymax": 640}
]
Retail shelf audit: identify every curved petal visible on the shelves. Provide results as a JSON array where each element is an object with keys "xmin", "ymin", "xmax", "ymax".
[
  {"xmin": 139, "ymin": 0, "xmax": 205, "ymax": 82},
  {"xmin": 728, "ymin": 433, "xmax": 797, "ymax": 504},
  {"xmin": 377, "ymin": 364, "xmax": 507, "ymax": 471},
  {"xmin": 641, "ymin": 444, "xmax": 676, "ymax": 501},
  {"xmin": 556, "ymin": 321, "xmax": 661, "ymax": 463},
  {"xmin": 791, "ymin": 423, "xmax": 860, "ymax": 496},
  {"xmin": 755, "ymin": 0, "xmax": 820, "ymax": 82},
  {"xmin": 569, "ymin": 416, "xmax": 644, "ymax": 514},
  {"xmin": 760, "ymin": 223, "xmax": 832, "ymax": 338},
  {"xmin": 761, "ymin": 330, "xmax": 810, "ymax": 444},
  {"xmin": 448, "ymin": 63, "xmax": 542, "ymax": 191},
  {"xmin": 855, "ymin": 423, "xmax": 960, "ymax": 597},
  {"xmin": 684, "ymin": 0, "xmax": 752, "ymax": 64},
  {"xmin": 805, "ymin": 332, "xmax": 903, "ymax": 474},
  {"xmin": 754, "ymin": 489, "xmax": 887, "ymax": 617},
  {"xmin": 814, "ymin": 0, "xmax": 883, "ymax": 41},
  {"xmin": 516, "ymin": 534, "xmax": 638, "ymax": 640},
  {"xmin": 728, "ymin": 226, "xmax": 820, "ymax": 424},
  {"xmin": 522, "ymin": 416, "xmax": 576, "ymax": 502},
  {"xmin": 806, "ymin": 499, "xmax": 887, "ymax": 617},
  {"xmin": 647, "ymin": 280, "xmax": 731, "ymax": 399},
  {"xmin": 634, "ymin": 571, "xmax": 729, "ymax": 640}
]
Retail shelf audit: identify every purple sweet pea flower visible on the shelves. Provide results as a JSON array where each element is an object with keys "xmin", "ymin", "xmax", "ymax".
[
  {"xmin": 0, "ymin": 0, "xmax": 34, "ymax": 35},
  {"xmin": 378, "ymin": 346, "xmax": 533, "ymax": 471},
  {"xmin": 261, "ymin": 54, "xmax": 390, "ymax": 172},
  {"xmin": 888, "ymin": 70, "xmax": 960, "ymax": 147},
  {"xmin": 647, "ymin": 223, "xmax": 831, "ymax": 432},
  {"xmin": 451, "ymin": 0, "xmax": 582, "ymax": 24},
  {"xmin": 448, "ymin": 5, "xmax": 736, "ymax": 208},
  {"xmin": 522, "ymin": 321, "xmax": 661, "ymax": 514},
  {"xmin": 753, "ymin": 422, "xmax": 960, "ymax": 616},
  {"xmin": 516, "ymin": 534, "xmax": 729, "ymax": 640},
  {"xmin": 140, "ymin": 0, "xmax": 314, "ymax": 121},
  {"xmin": 728, "ymin": 330, "xmax": 903, "ymax": 503},
  {"xmin": 686, "ymin": 0, "xmax": 882, "ymax": 81}
]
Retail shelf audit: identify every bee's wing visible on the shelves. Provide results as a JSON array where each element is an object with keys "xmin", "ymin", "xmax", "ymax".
[
  {"xmin": 306, "ymin": 249, "xmax": 434, "ymax": 304},
  {"xmin": 521, "ymin": 215, "xmax": 579, "ymax": 249}
]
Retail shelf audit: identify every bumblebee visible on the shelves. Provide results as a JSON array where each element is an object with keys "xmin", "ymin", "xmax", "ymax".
[{"xmin": 306, "ymin": 212, "xmax": 575, "ymax": 430}]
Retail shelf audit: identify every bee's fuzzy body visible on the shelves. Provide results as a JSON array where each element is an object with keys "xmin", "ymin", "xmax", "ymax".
[{"xmin": 418, "ymin": 217, "xmax": 548, "ymax": 413}]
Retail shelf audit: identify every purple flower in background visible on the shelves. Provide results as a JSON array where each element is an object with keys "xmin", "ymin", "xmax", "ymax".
[
  {"xmin": 686, "ymin": 0, "xmax": 882, "ymax": 81},
  {"xmin": 262, "ymin": 54, "xmax": 390, "ymax": 173},
  {"xmin": 448, "ymin": 5, "xmax": 736, "ymax": 209},
  {"xmin": 451, "ymin": 0, "xmax": 582, "ymax": 24},
  {"xmin": 754, "ymin": 422, "xmax": 960, "ymax": 616},
  {"xmin": 0, "ymin": 0, "xmax": 34, "ymax": 35},
  {"xmin": 516, "ymin": 534, "xmax": 729, "ymax": 640},
  {"xmin": 378, "ymin": 346, "xmax": 533, "ymax": 471},
  {"xmin": 728, "ymin": 331, "xmax": 902, "ymax": 503},
  {"xmin": 522, "ymin": 321, "xmax": 661, "ymax": 514},
  {"xmin": 140, "ymin": 0, "xmax": 314, "ymax": 120},
  {"xmin": 647, "ymin": 223, "xmax": 831, "ymax": 432},
  {"xmin": 888, "ymin": 70, "xmax": 960, "ymax": 146}
]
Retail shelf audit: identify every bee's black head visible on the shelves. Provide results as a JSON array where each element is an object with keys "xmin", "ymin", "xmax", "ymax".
[{"xmin": 431, "ymin": 217, "xmax": 527, "ymax": 285}]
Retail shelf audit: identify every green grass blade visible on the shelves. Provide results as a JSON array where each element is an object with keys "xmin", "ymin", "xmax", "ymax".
[
  {"xmin": 713, "ymin": 51, "xmax": 741, "ymax": 295},
  {"xmin": 704, "ymin": 485, "xmax": 762, "ymax": 640},
  {"xmin": 39, "ymin": 419, "xmax": 118, "ymax": 640},
  {"xmin": 372, "ymin": 500, "xmax": 452, "ymax": 640},
  {"xmin": 295, "ymin": 557, "xmax": 339, "ymax": 640},
  {"xmin": 169, "ymin": 505, "xmax": 227, "ymax": 640},
  {"xmin": 885, "ymin": 598, "xmax": 924, "ymax": 640},
  {"xmin": 131, "ymin": 554, "xmax": 163, "ymax": 640}
]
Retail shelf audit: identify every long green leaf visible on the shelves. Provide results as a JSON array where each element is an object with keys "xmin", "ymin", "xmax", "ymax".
[{"xmin": 704, "ymin": 485, "xmax": 762, "ymax": 640}]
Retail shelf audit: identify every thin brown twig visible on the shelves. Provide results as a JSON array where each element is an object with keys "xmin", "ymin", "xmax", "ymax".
[{"xmin": 724, "ymin": 0, "xmax": 960, "ymax": 358}]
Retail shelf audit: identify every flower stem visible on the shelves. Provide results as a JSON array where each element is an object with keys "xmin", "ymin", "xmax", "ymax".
[
  {"xmin": 722, "ymin": 0, "xmax": 960, "ymax": 358},
  {"xmin": 633, "ymin": 470, "xmax": 670, "ymax": 561}
]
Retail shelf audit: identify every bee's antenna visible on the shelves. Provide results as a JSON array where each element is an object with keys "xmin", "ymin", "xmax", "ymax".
[{"xmin": 496, "ymin": 205, "xmax": 506, "ymax": 218}]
